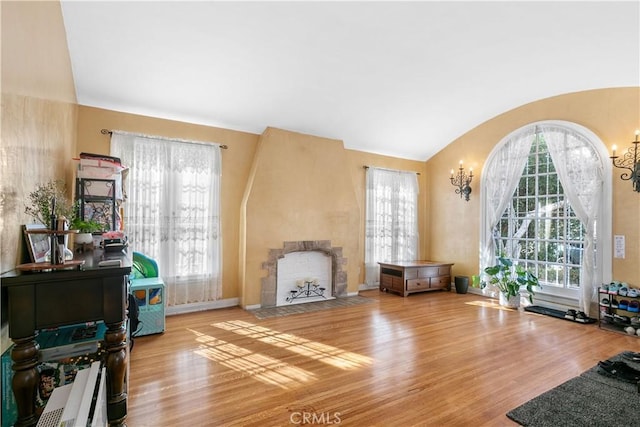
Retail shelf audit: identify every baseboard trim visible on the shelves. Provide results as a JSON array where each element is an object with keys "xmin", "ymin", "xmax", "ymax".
[
  {"xmin": 166, "ymin": 298, "xmax": 240, "ymax": 316},
  {"xmin": 531, "ymin": 293, "xmax": 579, "ymax": 312},
  {"xmin": 359, "ymin": 283, "xmax": 379, "ymax": 291}
]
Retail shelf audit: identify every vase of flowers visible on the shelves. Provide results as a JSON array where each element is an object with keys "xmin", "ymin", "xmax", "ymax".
[
  {"xmin": 24, "ymin": 180, "xmax": 76, "ymax": 262},
  {"xmin": 24, "ymin": 180, "xmax": 75, "ymax": 226}
]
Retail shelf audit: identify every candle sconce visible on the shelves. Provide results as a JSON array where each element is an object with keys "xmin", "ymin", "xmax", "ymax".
[
  {"xmin": 450, "ymin": 161, "xmax": 473, "ymax": 201},
  {"xmin": 611, "ymin": 130, "xmax": 640, "ymax": 192}
]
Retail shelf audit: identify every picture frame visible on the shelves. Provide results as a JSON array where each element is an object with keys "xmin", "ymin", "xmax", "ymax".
[{"xmin": 23, "ymin": 224, "xmax": 50, "ymax": 263}]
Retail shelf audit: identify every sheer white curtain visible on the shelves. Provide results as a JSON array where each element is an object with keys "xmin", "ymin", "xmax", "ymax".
[
  {"xmin": 364, "ymin": 167, "xmax": 419, "ymax": 286},
  {"xmin": 111, "ymin": 131, "xmax": 222, "ymax": 307},
  {"xmin": 543, "ymin": 124, "xmax": 604, "ymax": 316},
  {"xmin": 480, "ymin": 127, "xmax": 534, "ymax": 272}
]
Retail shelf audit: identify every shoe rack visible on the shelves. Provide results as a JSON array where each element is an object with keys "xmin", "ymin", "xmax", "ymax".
[{"xmin": 599, "ymin": 284, "xmax": 640, "ymax": 337}]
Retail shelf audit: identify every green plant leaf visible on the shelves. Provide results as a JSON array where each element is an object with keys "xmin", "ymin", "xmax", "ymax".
[{"xmin": 485, "ymin": 266, "xmax": 500, "ymax": 275}]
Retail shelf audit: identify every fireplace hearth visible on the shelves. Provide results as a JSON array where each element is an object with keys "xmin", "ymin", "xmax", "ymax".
[{"xmin": 261, "ymin": 240, "xmax": 347, "ymax": 308}]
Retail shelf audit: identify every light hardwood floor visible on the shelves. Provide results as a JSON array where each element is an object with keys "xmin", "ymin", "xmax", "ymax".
[{"xmin": 127, "ymin": 290, "xmax": 637, "ymax": 426}]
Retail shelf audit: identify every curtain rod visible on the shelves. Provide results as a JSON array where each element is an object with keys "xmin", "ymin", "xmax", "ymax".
[
  {"xmin": 100, "ymin": 128, "xmax": 228, "ymax": 149},
  {"xmin": 363, "ymin": 165, "xmax": 420, "ymax": 175}
]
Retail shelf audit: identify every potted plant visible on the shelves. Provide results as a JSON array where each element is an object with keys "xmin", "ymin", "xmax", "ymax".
[
  {"xmin": 483, "ymin": 255, "xmax": 540, "ymax": 308},
  {"xmin": 70, "ymin": 218, "xmax": 105, "ymax": 244}
]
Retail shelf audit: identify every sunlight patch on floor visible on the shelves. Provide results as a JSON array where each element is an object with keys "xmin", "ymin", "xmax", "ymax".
[
  {"xmin": 187, "ymin": 328, "xmax": 316, "ymax": 390},
  {"xmin": 465, "ymin": 299, "xmax": 516, "ymax": 311},
  {"xmin": 212, "ymin": 320, "xmax": 373, "ymax": 370}
]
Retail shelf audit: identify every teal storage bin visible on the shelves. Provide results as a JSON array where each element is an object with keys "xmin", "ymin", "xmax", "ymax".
[{"xmin": 130, "ymin": 277, "xmax": 165, "ymax": 336}]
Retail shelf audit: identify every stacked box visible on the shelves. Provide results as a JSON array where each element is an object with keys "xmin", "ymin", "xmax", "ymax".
[{"xmin": 130, "ymin": 277, "xmax": 165, "ymax": 336}]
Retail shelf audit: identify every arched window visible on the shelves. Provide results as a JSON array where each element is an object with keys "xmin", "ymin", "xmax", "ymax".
[{"xmin": 480, "ymin": 121, "xmax": 611, "ymax": 315}]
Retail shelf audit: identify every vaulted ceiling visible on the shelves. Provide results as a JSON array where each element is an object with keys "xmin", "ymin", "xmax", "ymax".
[{"xmin": 60, "ymin": 1, "xmax": 639, "ymax": 160}]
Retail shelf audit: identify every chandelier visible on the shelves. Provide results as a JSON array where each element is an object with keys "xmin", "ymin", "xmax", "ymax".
[
  {"xmin": 450, "ymin": 160, "xmax": 473, "ymax": 201},
  {"xmin": 611, "ymin": 130, "xmax": 640, "ymax": 192}
]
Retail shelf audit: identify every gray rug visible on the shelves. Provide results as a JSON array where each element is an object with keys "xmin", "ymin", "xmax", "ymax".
[
  {"xmin": 248, "ymin": 295, "xmax": 376, "ymax": 319},
  {"xmin": 507, "ymin": 352, "xmax": 640, "ymax": 427}
]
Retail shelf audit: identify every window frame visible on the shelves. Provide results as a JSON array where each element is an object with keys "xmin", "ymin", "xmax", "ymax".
[{"xmin": 480, "ymin": 121, "xmax": 612, "ymax": 305}]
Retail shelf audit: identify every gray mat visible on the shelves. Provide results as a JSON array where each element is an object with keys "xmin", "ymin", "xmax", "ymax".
[
  {"xmin": 248, "ymin": 295, "xmax": 376, "ymax": 319},
  {"xmin": 507, "ymin": 352, "xmax": 640, "ymax": 427}
]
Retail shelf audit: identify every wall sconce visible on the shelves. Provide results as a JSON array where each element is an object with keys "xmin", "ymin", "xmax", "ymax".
[
  {"xmin": 610, "ymin": 130, "xmax": 640, "ymax": 192},
  {"xmin": 450, "ymin": 160, "xmax": 473, "ymax": 201}
]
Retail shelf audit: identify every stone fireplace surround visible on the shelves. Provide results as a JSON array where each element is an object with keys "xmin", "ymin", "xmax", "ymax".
[{"xmin": 261, "ymin": 240, "xmax": 347, "ymax": 308}]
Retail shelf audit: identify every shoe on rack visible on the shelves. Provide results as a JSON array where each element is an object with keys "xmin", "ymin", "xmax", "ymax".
[
  {"xmin": 613, "ymin": 314, "xmax": 631, "ymax": 325},
  {"xmin": 619, "ymin": 300, "xmax": 629, "ymax": 310},
  {"xmin": 608, "ymin": 283, "xmax": 620, "ymax": 295},
  {"xmin": 627, "ymin": 288, "xmax": 638, "ymax": 298},
  {"xmin": 601, "ymin": 312, "xmax": 614, "ymax": 323},
  {"xmin": 598, "ymin": 360, "xmax": 640, "ymax": 383},
  {"xmin": 611, "ymin": 298, "xmax": 619, "ymax": 308},
  {"xmin": 629, "ymin": 301, "xmax": 640, "ymax": 313},
  {"xmin": 618, "ymin": 286, "xmax": 629, "ymax": 296}
]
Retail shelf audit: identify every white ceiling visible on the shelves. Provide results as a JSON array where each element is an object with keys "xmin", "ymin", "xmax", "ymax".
[{"xmin": 60, "ymin": 1, "xmax": 639, "ymax": 161}]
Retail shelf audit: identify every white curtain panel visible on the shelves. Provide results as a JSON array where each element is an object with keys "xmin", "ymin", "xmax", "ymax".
[
  {"xmin": 364, "ymin": 167, "xmax": 419, "ymax": 286},
  {"xmin": 480, "ymin": 127, "xmax": 534, "ymax": 273},
  {"xmin": 543, "ymin": 125, "xmax": 603, "ymax": 316},
  {"xmin": 111, "ymin": 132, "xmax": 222, "ymax": 306}
]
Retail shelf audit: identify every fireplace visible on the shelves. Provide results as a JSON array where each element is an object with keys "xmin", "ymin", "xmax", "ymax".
[
  {"xmin": 261, "ymin": 240, "xmax": 347, "ymax": 307},
  {"xmin": 276, "ymin": 251, "xmax": 332, "ymax": 305}
]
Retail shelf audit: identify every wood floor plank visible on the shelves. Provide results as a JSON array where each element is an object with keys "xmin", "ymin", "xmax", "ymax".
[{"xmin": 127, "ymin": 290, "xmax": 638, "ymax": 426}]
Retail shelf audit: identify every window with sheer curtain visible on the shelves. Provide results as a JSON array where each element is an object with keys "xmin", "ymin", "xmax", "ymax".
[
  {"xmin": 480, "ymin": 121, "xmax": 611, "ymax": 315},
  {"xmin": 110, "ymin": 131, "xmax": 222, "ymax": 308},
  {"xmin": 364, "ymin": 167, "xmax": 419, "ymax": 286}
]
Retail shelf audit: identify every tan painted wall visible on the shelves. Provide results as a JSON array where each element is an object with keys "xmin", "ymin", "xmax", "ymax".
[
  {"xmin": 427, "ymin": 87, "xmax": 640, "ymax": 285},
  {"xmin": 1, "ymin": 1, "xmax": 78, "ymax": 352},
  {"xmin": 241, "ymin": 128, "xmax": 362, "ymax": 307},
  {"xmin": 1, "ymin": 0, "xmax": 78, "ymax": 273},
  {"xmin": 1, "ymin": 1, "xmax": 76, "ymax": 103},
  {"xmin": 1, "ymin": 95, "xmax": 76, "ymax": 272}
]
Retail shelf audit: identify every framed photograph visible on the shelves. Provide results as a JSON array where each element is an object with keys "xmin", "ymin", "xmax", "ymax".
[{"xmin": 23, "ymin": 224, "xmax": 50, "ymax": 263}]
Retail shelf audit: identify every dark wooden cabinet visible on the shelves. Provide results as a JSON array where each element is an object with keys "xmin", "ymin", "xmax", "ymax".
[
  {"xmin": 1, "ymin": 249, "xmax": 131, "ymax": 427},
  {"xmin": 379, "ymin": 261, "xmax": 453, "ymax": 297}
]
